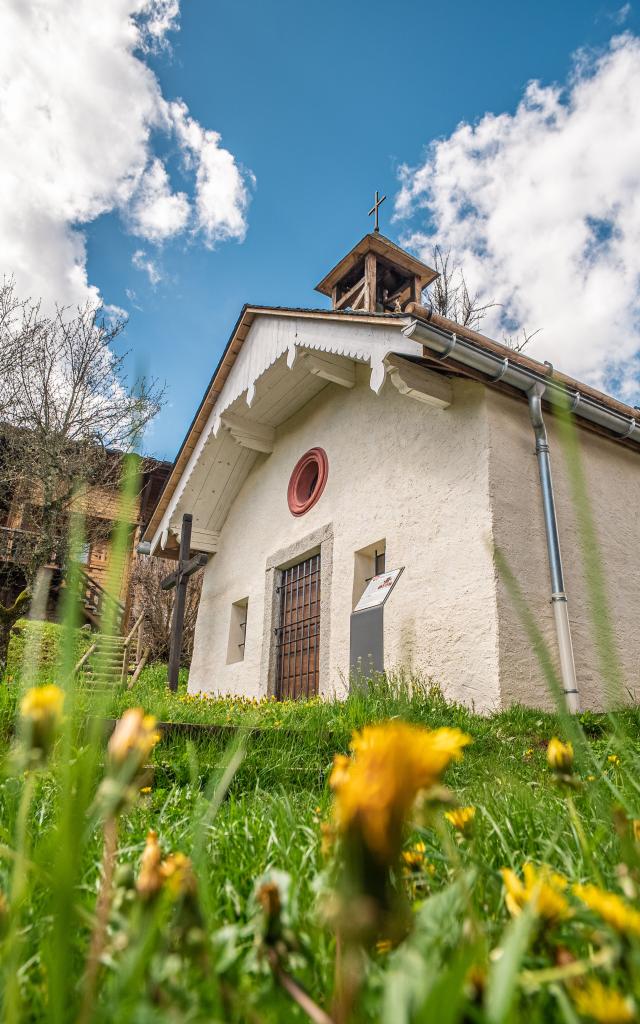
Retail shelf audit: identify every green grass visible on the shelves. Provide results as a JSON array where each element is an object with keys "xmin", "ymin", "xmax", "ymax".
[
  {"xmin": 3, "ymin": 381, "xmax": 637, "ymax": 1021},
  {"xmin": 1, "ymin": 666, "xmax": 639, "ymax": 1022},
  {"xmin": 5, "ymin": 618, "xmax": 93, "ymax": 680}
]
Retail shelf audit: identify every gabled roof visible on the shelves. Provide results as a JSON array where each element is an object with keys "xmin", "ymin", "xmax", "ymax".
[
  {"xmin": 314, "ymin": 232, "xmax": 439, "ymax": 297},
  {"xmin": 144, "ymin": 300, "xmax": 640, "ymax": 547},
  {"xmin": 143, "ymin": 304, "xmax": 406, "ymax": 543}
]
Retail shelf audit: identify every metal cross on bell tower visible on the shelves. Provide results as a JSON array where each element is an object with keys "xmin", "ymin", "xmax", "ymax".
[{"xmin": 368, "ymin": 190, "xmax": 386, "ymax": 232}]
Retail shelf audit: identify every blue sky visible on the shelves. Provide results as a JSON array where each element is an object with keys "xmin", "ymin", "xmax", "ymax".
[{"xmin": 4, "ymin": 1, "xmax": 640, "ymax": 458}]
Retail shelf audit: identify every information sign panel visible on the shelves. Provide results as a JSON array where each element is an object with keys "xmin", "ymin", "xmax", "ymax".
[{"xmin": 353, "ymin": 567, "xmax": 404, "ymax": 613}]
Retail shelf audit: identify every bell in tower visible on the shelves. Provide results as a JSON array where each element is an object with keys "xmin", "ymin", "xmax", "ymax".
[{"xmin": 315, "ymin": 191, "xmax": 438, "ymax": 314}]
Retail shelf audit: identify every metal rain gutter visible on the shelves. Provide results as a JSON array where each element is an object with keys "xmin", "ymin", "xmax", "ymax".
[
  {"xmin": 401, "ymin": 316, "xmax": 640, "ymax": 714},
  {"xmin": 403, "ymin": 318, "xmax": 640, "ymax": 445}
]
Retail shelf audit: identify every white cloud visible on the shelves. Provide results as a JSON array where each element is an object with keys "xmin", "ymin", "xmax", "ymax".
[
  {"xmin": 137, "ymin": 0, "xmax": 180, "ymax": 46},
  {"xmin": 395, "ymin": 34, "xmax": 640, "ymax": 399},
  {"xmin": 170, "ymin": 101, "xmax": 252, "ymax": 245},
  {"xmin": 128, "ymin": 158, "xmax": 190, "ymax": 241},
  {"xmin": 0, "ymin": 1, "xmax": 252, "ymax": 311},
  {"xmin": 132, "ymin": 249, "xmax": 162, "ymax": 285},
  {"xmin": 612, "ymin": 3, "xmax": 632, "ymax": 26}
]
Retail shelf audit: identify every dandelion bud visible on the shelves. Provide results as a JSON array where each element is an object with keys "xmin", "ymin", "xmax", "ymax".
[
  {"xmin": 257, "ymin": 881, "xmax": 282, "ymax": 944},
  {"xmin": 108, "ymin": 709, "xmax": 160, "ymax": 774},
  {"xmin": 546, "ymin": 737, "xmax": 574, "ymax": 774},
  {"xmin": 136, "ymin": 830, "xmax": 164, "ymax": 899},
  {"xmin": 20, "ymin": 685, "xmax": 64, "ymax": 760}
]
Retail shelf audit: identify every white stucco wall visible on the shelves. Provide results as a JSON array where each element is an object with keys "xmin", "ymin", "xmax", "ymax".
[
  {"xmin": 488, "ymin": 390, "xmax": 640, "ymax": 710},
  {"xmin": 189, "ymin": 367, "xmax": 502, "ymax": 711}
]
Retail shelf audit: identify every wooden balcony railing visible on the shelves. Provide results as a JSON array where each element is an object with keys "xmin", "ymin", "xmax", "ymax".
[{"xmin": 76, "ymin": 568, "xmax": 125, "ymax": 633}]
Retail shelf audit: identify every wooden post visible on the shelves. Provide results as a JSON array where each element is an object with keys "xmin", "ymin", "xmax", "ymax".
[
  {"xmin": 168, "ymin": 514, "xmax": 191, "ymax": 692},
  {"xmin": 136, "ymin": 617, "xmax": 144, "ymax": 664},
  {"xmin": 412, "ymin": 275, "xmax": 422, "ymax": 306},
  {"xmin": 161, "ymin": 514, "xmax": 208, "ymax": 693},
  {"xmin": 364, "ymin": 252, "xmax": 377, "ymax": 312}
]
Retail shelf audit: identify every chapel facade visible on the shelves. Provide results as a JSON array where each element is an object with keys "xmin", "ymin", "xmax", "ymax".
[{"xmin": 143, "ymin": 230, "xmax": 640, "ymax": 712}]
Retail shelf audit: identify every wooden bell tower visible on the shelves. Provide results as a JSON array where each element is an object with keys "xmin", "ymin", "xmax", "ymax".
[{"xmin": 315, "ymin": 212, "xmax": 438, "ymax": 315}]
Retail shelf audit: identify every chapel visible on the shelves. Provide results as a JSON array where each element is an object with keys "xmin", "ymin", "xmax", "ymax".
[{"xmin": 143, "ymin": 209, "xmax": 640, "ymax": 712}]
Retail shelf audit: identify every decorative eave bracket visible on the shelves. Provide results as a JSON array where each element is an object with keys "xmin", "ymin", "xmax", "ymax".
[
  {"xmin": 162, "ymin": 524, "xmax": 219, "ymax": 555},
  {"xmin": 298, "ymin": 350, "xmax": 356, "ymax": 388},
  {"xmin": 384, "ymin": 354, "xmax": 452, "ymax": 408},
  {"xmin": 219, "ymin": 411, "xmax": 275, "ymax": 453}
]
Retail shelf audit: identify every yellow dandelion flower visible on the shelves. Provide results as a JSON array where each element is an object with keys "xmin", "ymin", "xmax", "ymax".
[
  {"xmin": 572, "ymin": 978, "xmax": 635, "ymax": 1023},
  {"xmin": 501, "ymin": 863, "xmax": 569, "ymax": 923},
  {"xmin": 547, "ymin": 737, "xmax": 574, "ymax": 773},
  {"xmin": 445, "ymin": 806, "xmax": 476, "ymax": 834},
  {"xmin": 139, "ymin": 785, "xmax": 152, "ymax": 795},
  {"xmin": 20, "ymin": 684, "xmax": 64, "ymax": 757},
  {"xmin": 330, "ymin": 722, "xmax": 471, "ymax": 863},
  {"xmin": 574, "ymin": 883, "xmax": 640, "ymax": 938},
  {"xmin": 375, "ymin": 938, "xmax": 392, "ymax": 954},
  {"xmin": 402, "ymin": 849, "xmax": 425, "ymax": 871},
  {"xmin": 160, "ymin": 852, "xmax": 196, "ymax": 898},
  {"xmin": 108, "ymin": 708, "xmax": 160, "ymax": 771},
  {"xmin": 587, "ymin": 775, "xmax": 597, "ymax": 782},
  {"xmin": 608, "ymin": 755, "xmax": 621, "ymax": 766}
]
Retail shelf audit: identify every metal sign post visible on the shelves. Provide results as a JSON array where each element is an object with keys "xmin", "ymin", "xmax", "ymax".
[{"xmin": 349, "ymin": 567, "xmax": 404, "ymax": 688}]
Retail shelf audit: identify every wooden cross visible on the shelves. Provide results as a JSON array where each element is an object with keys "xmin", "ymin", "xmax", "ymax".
[
  {"xmin": 161, "ymin": 513, "xmax": 208, "ymax": 692},
  {"xmin": 368, "ymin": 190, "xmax": 386, "ymax": 233}
]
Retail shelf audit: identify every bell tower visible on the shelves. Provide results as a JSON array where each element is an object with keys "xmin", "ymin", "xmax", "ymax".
[{"xmin": 315, "ymin": 192, "xmax": 438, "ymax": 314}]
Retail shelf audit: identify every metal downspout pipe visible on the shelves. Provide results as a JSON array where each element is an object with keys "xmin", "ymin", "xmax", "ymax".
[{"xmin": 527, "ymin": 384, "xmax": 580, "ymax": 713}]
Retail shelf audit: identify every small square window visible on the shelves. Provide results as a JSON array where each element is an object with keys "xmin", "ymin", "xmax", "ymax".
[
  {"xmin": 352, "ymin": 540, "xmax": 386, "ymax": 609},
  {"xmin": 226, "ymin": 598, "xmax": 248, "ymax": 664}
]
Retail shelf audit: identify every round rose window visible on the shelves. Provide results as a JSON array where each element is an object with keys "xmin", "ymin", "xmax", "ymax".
[{"xmin": 287, "ymin": 447, "xmax": 328, "ymax": 517}]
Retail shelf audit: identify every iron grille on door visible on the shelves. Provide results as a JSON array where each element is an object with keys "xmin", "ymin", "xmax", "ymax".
[{"xmin": 274, "ymin": 553, "xmax": 321, "ymax": 700}]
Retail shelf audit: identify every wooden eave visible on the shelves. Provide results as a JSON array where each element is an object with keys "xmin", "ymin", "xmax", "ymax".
[
  {"xmin": 143, "ymin": 304, "xmax": 407, "ymax": 543},
  {"xmin": 315, "ymin": 233, "xmax": 438, "ymax": 297}
]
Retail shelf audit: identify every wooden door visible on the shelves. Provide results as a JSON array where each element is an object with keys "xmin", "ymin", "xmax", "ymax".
[{"xmin": 274, "ymin": 553, "xmax": 320, "ymax": 700}]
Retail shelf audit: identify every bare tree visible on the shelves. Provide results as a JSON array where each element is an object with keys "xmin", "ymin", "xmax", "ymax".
[
  {"xmin": 425, "ymin": 246, "xmax": 497, "ymax": 331},
  {"xmin": 424, "ymin": 246, "xmax": 539, "ymax": 352},
  {"xmin": 0, "ymin": 278, "xmax": 164, "ymax": 590},
  {"xmin": 128, "ymin": 554, "xmax": 202, "ymax": 665},
  {"xmin": 501, "ymin": 326, "xmax": 542, "ymax": 353}
]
